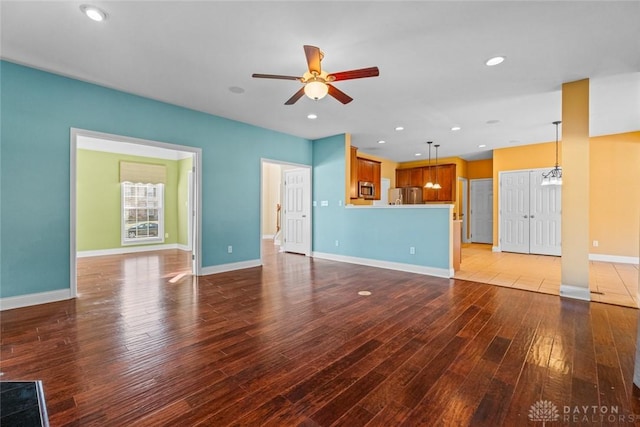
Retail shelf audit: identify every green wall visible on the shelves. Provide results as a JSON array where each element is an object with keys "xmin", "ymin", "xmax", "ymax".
[{"xmin": 77, "ymin": 149, "xmax": 185, "ymax": 251}]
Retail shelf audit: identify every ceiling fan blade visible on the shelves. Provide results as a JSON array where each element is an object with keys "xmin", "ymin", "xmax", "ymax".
[
  {"xmin": 284, "ymin": 87, "xmax": 305, "ymax": 105},
  {"xmin": 303, "ymin": 45, "xmax": 322, "ymax": 74},
  {"xmin": 327, "ymin": 84, "xmax": 353, "ymax": 104},
  {"xmin": 329, "ymin": 67, "xmax": 380, "ymax": 82},
  {"xmin": 252, "ymin": 73, "xmax": 301, "ymax": 81}
]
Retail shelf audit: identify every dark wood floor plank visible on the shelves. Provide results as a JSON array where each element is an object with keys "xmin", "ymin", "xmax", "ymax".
[{"xmin": 0, "ymin": 244, "xmax": 637, "ymax": 426}]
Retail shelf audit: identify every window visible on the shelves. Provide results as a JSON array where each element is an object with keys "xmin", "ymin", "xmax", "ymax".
[{"xmin": 122, "ymin": 182, "xmax": 164, "ymax": 244}]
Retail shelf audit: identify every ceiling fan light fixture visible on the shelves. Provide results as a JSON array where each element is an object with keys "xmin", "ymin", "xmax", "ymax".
[{"xmin": 304, "ymin": 80, "xmax": 328, "ymax": 100}]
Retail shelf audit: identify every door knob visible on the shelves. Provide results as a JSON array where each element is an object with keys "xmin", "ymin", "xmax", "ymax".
[
  {"xmin": 530, "ymin": 215, "xmax": 535, "ymax": 218},
  {"xmin": 523, "ymin": 215, "xmax": 528, "ymax": 218}
]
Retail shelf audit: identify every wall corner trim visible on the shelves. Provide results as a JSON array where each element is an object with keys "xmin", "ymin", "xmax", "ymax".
[
  {"xmin": 559, "ymin": 284, "xmax": 591, "ymax": 302},
  {"xmin": 0, "ymin": 289, "xmax": 73, "ymax": 311}
]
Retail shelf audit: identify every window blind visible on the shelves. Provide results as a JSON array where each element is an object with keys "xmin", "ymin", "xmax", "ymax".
[{"xmin": 119, "ymin": 161, "xmax": 167, "ymax": 184}]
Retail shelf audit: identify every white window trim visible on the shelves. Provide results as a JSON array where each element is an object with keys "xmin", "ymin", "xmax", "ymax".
[{"xmin": 121, "ymin": 182, "xmax": 165, "ymax": 246}]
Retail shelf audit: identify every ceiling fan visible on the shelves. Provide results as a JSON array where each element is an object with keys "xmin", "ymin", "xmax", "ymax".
[{"xmin": 252, "ymin": 45, "xmax": 380, "ymax": 105}]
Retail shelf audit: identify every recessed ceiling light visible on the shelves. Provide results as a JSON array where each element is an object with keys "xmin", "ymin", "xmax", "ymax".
[
  {"xmin": 451, "ymin": 126, "xmax": 461, "ymax": 131},
  {"xmin": 485, "ymin": 56, "xmax": 505, "ymax": 66},
  {"xmin": 395, "ymin": 126, "xmax": 404, "ymax": 131},
  {"xmin": 415, "ymin": 153, "xmax": 422, "ymax": 157},
  {"xmin": 307, "ymin": 113, "xmax": 317, "ymax": 119},
  {"xmin": 486, "ymin": 119, "xmax": 500, "ymax": 125},
  {"xmin": 478, "ymin": 144, "xmax": 487, "ymax": 148},
  {"xmin": 378, "ymin": 140, "xmax": 386, "ymax": 144},
  {"xmin": 80, "ymin": 4, "xmax": 107, "ymax": 22}
]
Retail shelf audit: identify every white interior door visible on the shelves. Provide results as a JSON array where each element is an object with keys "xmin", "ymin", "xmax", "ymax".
[
  {"xmin": 500, "ymin": 169, "xmax": 562, "ymax": 255},
  {"xmin": 470, "ymin": 179, "xmax": 493, "ymax": 244},
  {"xmin": 529, "ymin": 171, "xmax": 562, "ymax": 256},
  {"xmin": 500, "ymin": 171, "xmax": 530, "ymax": 253},
  {"xmin": 283, "ymin": 168, "xmax": 311, "ymax": 255}
]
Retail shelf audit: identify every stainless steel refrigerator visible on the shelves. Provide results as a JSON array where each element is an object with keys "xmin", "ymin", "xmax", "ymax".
[{"xmin": 389, "ymin": 187, "xmax": 423, "ymax": 205}]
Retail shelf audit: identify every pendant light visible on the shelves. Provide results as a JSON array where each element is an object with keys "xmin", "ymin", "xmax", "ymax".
[
  {"xmin": 433, "ymin": 144, "xmax": 442, "ymax": 190},
  {"xmin": 541, "ymin": 121, "xmax": 562, "ymax": 186},
  {"xmin": 424, "ymin": 141, "xmax": 434, "ymax": 188}
]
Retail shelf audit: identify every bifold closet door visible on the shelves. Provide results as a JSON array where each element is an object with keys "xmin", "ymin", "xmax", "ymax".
[
  {"xmin": 500, "ymin": 170, "xmax": 562, "ymax": 255},
  {"xmin": 529, "ymin": 172, "xmax": 562, "ymax": 256}
]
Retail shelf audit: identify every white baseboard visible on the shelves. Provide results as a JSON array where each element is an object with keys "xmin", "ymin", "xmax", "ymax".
[
  {"xmin": 589, "ymin": 253, "xmax": 639, "ymax": 264},
  {"xmin": 0, "ymin": 289, "xmax": 73, "ymax": 311},
  {"xmin": 200, "ymin": 259, "xmax": 262, "ymax": 275},
  {"xmin": 492, "ymin": 246, "xmax": 501, "ymax": 252},
  {"xmin": 312, "ymin": 252, "xmax": 452, "ymax": 278},
  {"xmin": 559, "ymin": 284, "xmax": 591, "ymax": 301},
  {"xmin": 77, "ymin": 243, "xmax": 182, "ymax": 258},
  {"xmin": 177, "ymin": 244, "xmax": 191, "ymax": 251},
  {"xmin": 262, "ymin": 234, "xmax": 275, "ymax": 240}
]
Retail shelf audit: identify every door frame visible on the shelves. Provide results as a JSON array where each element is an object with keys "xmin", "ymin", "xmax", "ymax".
[
  {"xmin": 70, "ymin": 128, "xmax": 202, "ymax": 297},
  {"xmin": 260, "ymin": 159, "xmax": 312, "ymax": 262},
  {"xmin": 458, "ymin": 177, "xmax": 470, "ymax": 243}
]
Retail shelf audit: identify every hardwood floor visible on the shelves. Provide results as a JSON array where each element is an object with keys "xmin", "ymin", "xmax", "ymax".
[{"xmin": 2, "ymin": 243, "xmax": 640, "ymax": 426}]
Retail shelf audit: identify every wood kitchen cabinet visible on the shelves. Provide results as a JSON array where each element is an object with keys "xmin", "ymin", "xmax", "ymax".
[
  {"xmin": 423, "ymin": 164, "xmax": 456, "ymax": 202},
  {"xmin": 396, "ymin": 167, "xmax": 424, "ymax": 188},
  {"xmin": 397, "ymin": 164, "xmax": 456, "ymax": 201},
  {"xmin": 357, "ymin": 157, "xmax": 381, "ymax": 199},
  {"xmin": 396, "ymin": 168, "xmax": 411, "ymax": 188}
]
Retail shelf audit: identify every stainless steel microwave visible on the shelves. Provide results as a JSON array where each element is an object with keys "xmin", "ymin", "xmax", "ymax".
[{"xmin": 359, "ymin": 181, "xmax": 375, "ymax": 199}]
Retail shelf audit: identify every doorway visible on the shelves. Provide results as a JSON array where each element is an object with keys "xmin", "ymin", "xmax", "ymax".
[
  {"xmin": 260, "ymin": 160, "xmax": 312, "ymax": 261},
  {"xmin": 499, "ymin": 169, "xmax": 561, "ymax": 255},
  {"xmin": 70, "ymin": 128, "xmax": 202, "ymax": 297},
  {"xmin": 470, "ymin": 179, "xmax": 493, "ymax": 244}
]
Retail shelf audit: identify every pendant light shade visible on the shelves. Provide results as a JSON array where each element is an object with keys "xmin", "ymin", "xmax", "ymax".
[
  {"xmin": 542, "ymin": 121, "xmax": 562, "ymax": 186},
  {"xmin": 424, "ymin": 141, "xmax": 434, "ymax": 188},
  {"xmin": 433, "ymin": 144, "xmax": 442, "ymax": 190}
]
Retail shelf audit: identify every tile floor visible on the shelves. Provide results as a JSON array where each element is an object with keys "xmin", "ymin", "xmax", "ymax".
[{"xmin": 455, "ymin": 244, "xmax": 639, "ymax": 308}]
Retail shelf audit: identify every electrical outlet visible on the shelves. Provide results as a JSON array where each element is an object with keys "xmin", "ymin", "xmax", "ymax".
[
  {"xmin": 593, "ymin": 240, "xmax": 599, "ymax": 247},
  {"xmin": 409, "ymin": 246, "xmax": 415, "ymax": 255},
  {"xmin": 227, "ymin": 245, "xmax": 233, "ymax": 253},
  {"xmin": 165, "ymin": 233, "xmax": 169, "ymax": 238},
  {"xmin": 335, "ymin": 240, "xmax": 339, "ymax": 247}
]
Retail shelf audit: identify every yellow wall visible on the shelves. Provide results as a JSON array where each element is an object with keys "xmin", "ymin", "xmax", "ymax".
[
  {"xmin": 590, "ymin": 131, "xmax": 640, "ymax": 257},
  {"xmin": 467, "ymin": 159, "xmax": 493, "ymax": 179},
  {"xmin": 492, "ymin": 132, "xmax": 639, "ymax": 258}
]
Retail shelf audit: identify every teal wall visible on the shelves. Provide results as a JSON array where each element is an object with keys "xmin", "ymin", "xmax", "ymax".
[
  {"xmin": 0, "ymin": 61, "xmax": 312, "ymax": 298},
  {"xmin": 312, "ymin": 134, "xmax": 451, "ymax": 268}
]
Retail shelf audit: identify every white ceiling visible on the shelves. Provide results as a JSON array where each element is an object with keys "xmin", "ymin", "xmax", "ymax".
[{"xmin": 2, "ymin": 1, "xmax": 639, "ymax": 162}]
